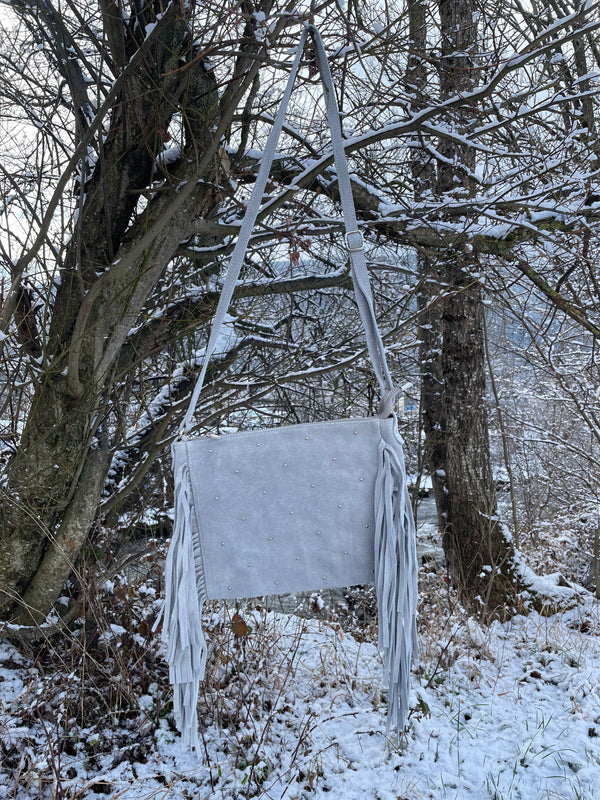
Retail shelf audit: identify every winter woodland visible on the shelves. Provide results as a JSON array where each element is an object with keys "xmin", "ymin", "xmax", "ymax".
[{"xmin": 1, "ymin": 0, "xmax": 600, "ymax": 797}]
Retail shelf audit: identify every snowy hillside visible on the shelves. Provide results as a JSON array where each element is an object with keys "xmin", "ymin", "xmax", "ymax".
[{"xmin": 2, "ymin": 547, "xmax": 600, "ymax": 800}]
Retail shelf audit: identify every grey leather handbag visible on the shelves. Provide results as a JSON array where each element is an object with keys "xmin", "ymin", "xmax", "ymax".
[{"xmin": 163, "ymin": 24, "xmax": 418, "ymax": 751}]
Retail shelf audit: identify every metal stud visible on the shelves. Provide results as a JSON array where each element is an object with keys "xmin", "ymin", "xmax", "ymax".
[
  {"xmin": 344, "ymin": 550, "xmax": 348, "ymax": 554},
  {"xmin": 241, "ymin": 516, "xmax": 246, "ymax": 521},
  {"xmin": 283, "ymin": 463, "xmax": 288, "ymax": 467},
  {"xmin": 215, "ymin": 497, "xmax": 219, "ymax": 501},
  {"xmin": 296, "ymin": 556, "xmax": 301, "ymax": 560},
  {"xmin": 353, "ymin": 431, "xmax": 358, "ymax": 435},
  {"xmin": 209, "ymin": 448, "xmax": 213, "ymax": 453},
  {"xmin": 275, "ymin": 580, "xmax": 279, "ymax": 585},
  {"xmin": 256, "ymin": 442, "xmax": 261, "ymax": 447},
  {"xmin": 332, "ymin": 457, "xmax": 337, "ymax": 461},
  {"xmin": 268, "ymin": 536, "xmax": 273, "ymax": 541},
  {"xmin": 311, "ymin": 484, "xmax": 315, "ymax": 488},
  {"xmin": 359, "ymin": 477, "xmax": 364, "ymax": 482},
  {"xmin": 221, "ymin": 542, "xmax": 225, "ymax": 546},
  {"xmin": 305, "ymin": 435, "xmax": 310, "ymax": 440},
  {"xmin": 235, "ymin": 469, "xmax": 240, "ymax": 473},
  {"xmin": 228, "ymin": 585, "xmax": 232, "ymax": 590},
  {"xmin": 337, "ymin": 504, "xmax": 342, "ymax": 508},
  {"xmin": 248, "ymin": 562, "xmax": 252, "ymax": 567},
  {"xmin": 322, "ymin": 576, "xmax": 327, "ymax": 581},
  {"xmin": 262, "ymin": 490, "xmax": 267, "ymax": 494},
  {"xmin": 315, "ymin": 531, "xmax": 321, "ymax": 536},
  {"xmin": 289, "ymin": 511, "xmax": 294, "ymax": 515},
  {"xmin": 365, "ymin": 523, "xmax": 370, "ymax": 528},
  {"xmin": 370, "ymin": 569, "xmax": 375, "ymax": 574}
]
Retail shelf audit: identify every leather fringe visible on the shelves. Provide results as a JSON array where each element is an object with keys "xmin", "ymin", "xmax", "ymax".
[
  {"xmin": 163, "ymin": 447, "xmax": 207, "ymax": 751},
  {"xmin": 374, "ymin": 438, "xmax": 419, "ymax": 733}
]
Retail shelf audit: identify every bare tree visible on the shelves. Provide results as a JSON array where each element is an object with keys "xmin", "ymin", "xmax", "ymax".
[
  {"xmin": 361, "ymin": 0, "xmax": 600, "ymax": 615},
  {"xmin": 1, "ymin": 0, "xmax": 599, "ymax": 630}
]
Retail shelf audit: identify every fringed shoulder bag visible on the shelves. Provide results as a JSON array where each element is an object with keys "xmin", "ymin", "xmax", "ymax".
[{"xmin": 163, "ymin": 24, "xmax": 418, "ymax": 751}]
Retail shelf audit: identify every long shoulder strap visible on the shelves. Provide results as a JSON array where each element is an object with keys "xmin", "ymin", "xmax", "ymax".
[{"xmin": 181, "ymin": 24, "xmax": 394, "ymax": 435}]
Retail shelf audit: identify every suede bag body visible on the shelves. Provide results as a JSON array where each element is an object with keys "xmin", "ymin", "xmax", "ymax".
[{"xmin": 177, "ymin": 416, "xmax": 404, "ymax": 599}]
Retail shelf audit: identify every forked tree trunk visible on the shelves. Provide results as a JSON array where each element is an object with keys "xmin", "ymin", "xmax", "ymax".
[{"xmin": 0, "ymin": 1, "xmax": 227, "ymax": 625}]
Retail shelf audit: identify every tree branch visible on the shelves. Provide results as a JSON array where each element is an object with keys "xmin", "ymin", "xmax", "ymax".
[{"xmin": 117, "ymin": 269, "xmax": 352, "ymax": 369}]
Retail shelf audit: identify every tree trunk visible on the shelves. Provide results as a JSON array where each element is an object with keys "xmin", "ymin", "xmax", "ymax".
[
  {"xmin": 417, "ymin": 0, "xmax": 529, "ymax": 616},
  {"xmin": 1, "ymin": 380, "xmax": 105, "ymax": 617},
  {"xmin": 417, "ymin": 262, "xmax": 450, "ymax": 535},
  {"xmin": 440, "ymin": 259, "xmax": 522, "ymax": 615},
  {"xmin": 405, "ymin": 1, "xmax": 448, "ymax": 530}
]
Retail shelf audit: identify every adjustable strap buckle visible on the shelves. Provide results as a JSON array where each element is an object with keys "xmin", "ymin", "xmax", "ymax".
[{"xmin": 345, "ymin": 230, "xmax": 364, "ymax": 252}]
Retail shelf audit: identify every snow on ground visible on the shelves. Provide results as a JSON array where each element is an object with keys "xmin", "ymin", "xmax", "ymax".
[{"xmin": 2, "ymin": 564, "xmax": 600, "ymax": 800}]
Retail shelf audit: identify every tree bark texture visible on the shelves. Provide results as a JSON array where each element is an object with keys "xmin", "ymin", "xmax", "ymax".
[
  {"xmin": 440, "ymin": 260, "xmax": 522, "ymax": 615},
  {"xmin": 418, "ymin": 0, "xmax": 528, "ymax": 616}
]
